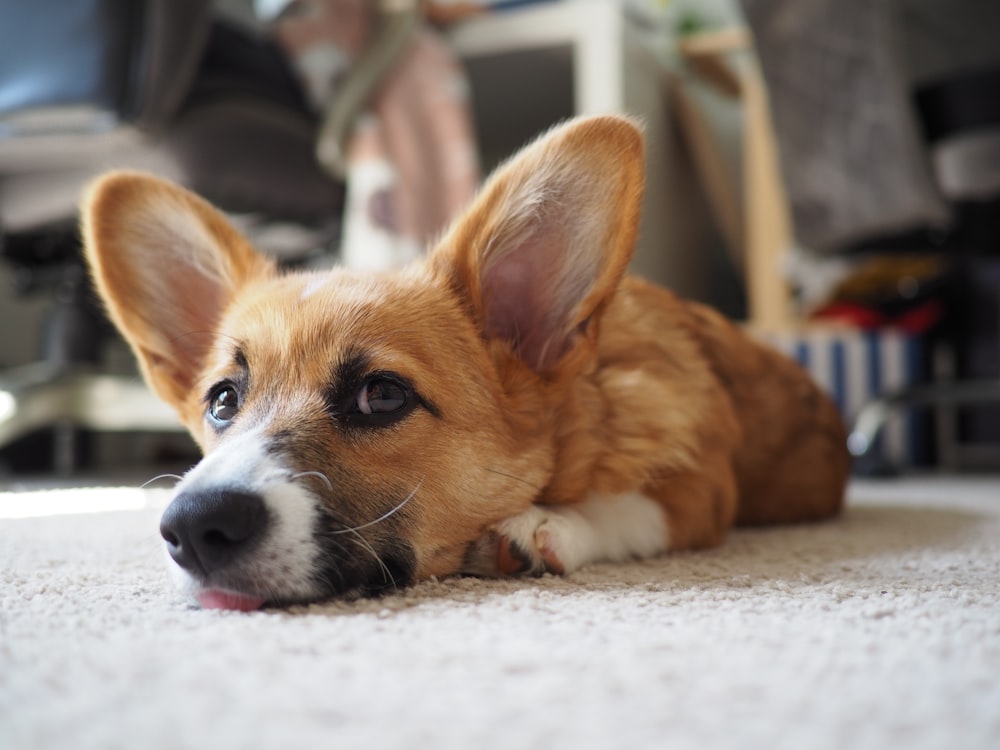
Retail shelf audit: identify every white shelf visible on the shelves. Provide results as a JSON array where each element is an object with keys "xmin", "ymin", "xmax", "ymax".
[
  {"xmin": 449, "ymin": 0, "xmax": 721, "ymax": 298},
  {"xmin": 450, "ymin": 0, "xmax": 628, "ymax": 115}
]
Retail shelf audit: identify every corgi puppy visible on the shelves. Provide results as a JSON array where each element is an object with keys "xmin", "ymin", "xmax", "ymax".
[{"xmin": 82, "ymin": 116, "xmax": 849, "ymax": 611}]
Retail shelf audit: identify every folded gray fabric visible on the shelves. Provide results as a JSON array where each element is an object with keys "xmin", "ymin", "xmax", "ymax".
[{"xmin": 739, "ymin": 0, "xmax": 950, "ymax": 252}]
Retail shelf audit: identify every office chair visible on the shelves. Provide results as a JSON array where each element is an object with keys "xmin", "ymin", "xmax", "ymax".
[{"xmin": 0, "ymin": 0, "xmax": 345, "ymax": 473}]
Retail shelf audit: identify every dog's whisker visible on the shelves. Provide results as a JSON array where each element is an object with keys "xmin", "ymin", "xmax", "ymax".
[
  {"xmin": 292, "ymin": 471, "xmax": 334, "ymax": 492},
  {"xmin": 308, "ymin": 540, "xmax": 350, "ymax": 594},
  {"xmin": 140, "ymin": 473, "xmax": 184, "ymax": 489},
  {"xmin": 324, "ymin": 481, "xmax": 425, "ymax": 589},
  {"xmin": 328, "ymin": 480, "xmax": 423, "ymax": 536},
  {"xmin": 344, "ymin": 528, "xmax": 397, "ymax": 588},
  {"xmin": 312, "ymin": 559, "xmax": 348, "ymax": 598},
  {"xmin": 485, "ymin": 468, "xmax": 543, "ymax": 493}
]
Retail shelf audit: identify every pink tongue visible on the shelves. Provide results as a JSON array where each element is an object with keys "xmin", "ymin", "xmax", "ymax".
[{"xmin": 196, "ymin": 589, "xmax": 266, "ymax": 611}]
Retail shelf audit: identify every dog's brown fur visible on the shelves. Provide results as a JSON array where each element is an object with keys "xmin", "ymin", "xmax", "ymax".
[{"xmin": 83, "ymin": 116, "xmax": 848, "ymax": 592}]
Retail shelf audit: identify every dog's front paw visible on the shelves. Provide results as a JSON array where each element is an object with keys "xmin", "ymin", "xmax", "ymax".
[{"xmin": 463, "ymin": 506, "xmax": 568, "ymax": 578}]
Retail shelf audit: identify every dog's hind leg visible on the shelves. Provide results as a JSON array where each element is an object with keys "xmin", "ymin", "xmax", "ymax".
[
  {"xmin": 462, "ymin": 491, "xmax": 669, "ymax": 578},
  {"xmin": 642, "ymin": 462, "xmax": 740, "ymax": 551}
]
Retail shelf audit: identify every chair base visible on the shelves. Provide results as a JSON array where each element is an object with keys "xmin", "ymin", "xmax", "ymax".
[
  {"xmin": 848, "ymin": 378, "xmax": 1000, "ymax": 473},
  {"xmin": 0, "ymin": 362, "xmax": 185, "ymax": 473}
]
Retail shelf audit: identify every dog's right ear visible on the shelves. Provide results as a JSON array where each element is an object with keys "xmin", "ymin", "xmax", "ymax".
[
  {"xmin": 82, "ymin": 172, "xmax": 274, "ymax": 410},
  {"xmin": 428, "ymin": 115, "xmax": 645, "ymax": 376}
]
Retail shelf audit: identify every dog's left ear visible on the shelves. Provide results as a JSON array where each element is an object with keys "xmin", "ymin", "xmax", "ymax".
[
  {"xmin": 82, "ymin": 172, "xmax": 274, "ymax": 411},
  {"xmin": 430, "ymin": 115, "xmax": 645, "ymax": 374}
]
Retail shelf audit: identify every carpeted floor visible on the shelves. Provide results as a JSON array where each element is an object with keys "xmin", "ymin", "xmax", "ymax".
[{"xmin": 1, "ymin": 476, "xmax": 998, "ymax": 750}]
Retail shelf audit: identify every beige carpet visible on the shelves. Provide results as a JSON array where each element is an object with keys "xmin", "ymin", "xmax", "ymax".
[{"xmin": 1, "ymin": 476, "xmax": 999, "ymax": 750}]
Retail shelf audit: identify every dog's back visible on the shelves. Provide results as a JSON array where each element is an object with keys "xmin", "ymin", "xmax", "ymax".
[{"xmin": 606, "ymin": 277, "xmax": 848, "ymax": 530}]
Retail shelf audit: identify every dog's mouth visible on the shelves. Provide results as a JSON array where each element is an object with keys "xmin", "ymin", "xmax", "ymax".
[
  {"xmin": 195, "ymin": 587, "xmax": 268, "ymax": 611},
  {"xmin": 175, "ymin": 542, "xmax": 418, "ymax": 611}
]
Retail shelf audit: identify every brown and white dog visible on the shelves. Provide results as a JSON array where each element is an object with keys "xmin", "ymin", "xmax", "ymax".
[{"xmin": 82, "ymin": 116, "xmax": 849, "ymax": 611}]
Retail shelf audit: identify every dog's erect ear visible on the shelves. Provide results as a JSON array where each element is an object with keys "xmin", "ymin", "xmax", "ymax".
[
  {"xmin": 82, "ymin": 172, "xmax": 274, "ymax": 409},
  {"xmin": 430, "ymin": 115, "xmax": 645, "ymax": 374}
]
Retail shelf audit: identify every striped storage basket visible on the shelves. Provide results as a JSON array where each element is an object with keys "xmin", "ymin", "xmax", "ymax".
[{"xmin": 757, "ymin": 327, "xmax": 928, "ymax": 467}]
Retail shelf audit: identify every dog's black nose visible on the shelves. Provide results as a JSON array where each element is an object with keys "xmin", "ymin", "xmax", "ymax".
[{"xmin": 160, "ymin": 490, "xmax": 269, "ymax": 575}]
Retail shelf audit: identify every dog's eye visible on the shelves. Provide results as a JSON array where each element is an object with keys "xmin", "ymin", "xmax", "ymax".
[
  {"xmin": 209, "ymin": 385, "xmax": 240, "ymax": 423},
  {"xmin": 356, "ymin": 378, "xmax": 408, "ymax": 416},
  {"xmin": 327, "ymin": 371, "xmax": 423, "ymax": 429}
]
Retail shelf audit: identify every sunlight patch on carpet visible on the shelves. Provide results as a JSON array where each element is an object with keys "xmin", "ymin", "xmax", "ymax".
[{"xmin": 0, "ymin": 487, "xmax": 152, "ymax": 519}]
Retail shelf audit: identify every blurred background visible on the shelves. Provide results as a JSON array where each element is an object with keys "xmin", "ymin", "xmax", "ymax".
[{"xmin": 1, "ymin": 0, "xmax": 998, "ymax": 482}]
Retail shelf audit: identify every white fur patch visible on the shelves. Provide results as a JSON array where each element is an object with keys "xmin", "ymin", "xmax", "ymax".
[
  {"xmin": 495, "ymin": 491, "xmax": 669, "ymax": 574},
  {"xmin": 299, "ymin": 275, "xmax": 329, "ymax": 301}
]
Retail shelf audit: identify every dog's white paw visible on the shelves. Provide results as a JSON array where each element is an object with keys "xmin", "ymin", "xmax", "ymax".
[
  {"xmin": 463, "ymin": 505, "xmax": 572, "ymax": 578},
  {"xmin": 462, "ymin": 492, "xmax": 669, "ymax": 579}
]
